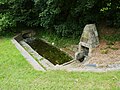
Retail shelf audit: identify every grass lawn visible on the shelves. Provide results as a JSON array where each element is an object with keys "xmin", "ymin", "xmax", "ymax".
[
  {"xmin": 35, "ymin": 30, "xmax": 80, "ymax": 48},
  {"xmin": 0, "ymin": 37, "xmax": 120, "ymax": 90}
]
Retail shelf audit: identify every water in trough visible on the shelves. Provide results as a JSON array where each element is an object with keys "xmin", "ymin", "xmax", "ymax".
[{"xmin": 28, "ymin": 39, "xmax": 72, "ymax": 65}]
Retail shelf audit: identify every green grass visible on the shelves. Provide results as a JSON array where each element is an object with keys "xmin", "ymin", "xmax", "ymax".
[
  {"xmin": 0, "ymin": 37, "xmax": 120, "ymax": 90},
  {"xmin": 102, "ymin": 34, "xmax": 120, "ymax": 42},
  {"xmin": 35, "ymin": 30, "xmax": 80, "ymax": 48}
]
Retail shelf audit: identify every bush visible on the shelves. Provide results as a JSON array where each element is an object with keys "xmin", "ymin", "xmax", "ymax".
[
  {"xmin": 0, "ymin": 0, "xmax": 120, "ymax": 36},
  {"xmin": 0, "ymin": 13, "xmax": 16, "ymax": 33},
  {"xmin": 114, "ymin": 12, "xmax": 120, "ymax": 27},
  {"xmin": 54, "ymin": 22, "xmax": 82, "ymax": 37}
]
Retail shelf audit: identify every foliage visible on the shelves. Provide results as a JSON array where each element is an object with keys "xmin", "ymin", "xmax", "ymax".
[
  {"xmin": 35, "ymin": 30, "xmax": 80, "ymax": 48},
  {"xmin": 0, "ymin": 0, "xmax": 120, "ymax": 36},
  {"xmin": 31, "ymin": 0, "xmax": 120, "ymax": 36},
  {"xmin": 36, "ymin": 0, "xmax": 99, "ymax": 37},
  {"xmin": 100, "ymin": 0, "xmax": 120, "ymax": 27},
  {"xmin": 102, "ymin": 33, "xmax": 120, "ymax": 42},
  {"xmin": 0, "ymin": 13, "xmax": 16, "ymax": 33}
]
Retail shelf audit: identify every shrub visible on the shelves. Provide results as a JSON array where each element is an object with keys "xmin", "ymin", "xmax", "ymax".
[
  {"xmin": 0, "ymin": 0, "xmax": 120, "ymax": 36},
  {"xmin": 0, "ymin": 13, "xmax": 16, "ymax": 33}
]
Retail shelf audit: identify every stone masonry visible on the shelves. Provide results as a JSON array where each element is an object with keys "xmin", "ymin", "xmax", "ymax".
[{"xmin": 75, "ymin": 24, "xmax": 99, "ymax": 62}]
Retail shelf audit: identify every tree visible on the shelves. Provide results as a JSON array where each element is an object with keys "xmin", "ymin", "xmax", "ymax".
[{"xmin": 0, "ymin": 0, "xmax": 120, "ymax": 36}]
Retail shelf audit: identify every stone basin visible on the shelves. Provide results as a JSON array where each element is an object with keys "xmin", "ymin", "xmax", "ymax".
[{"xmin": 12, "ymin": 32, "xmax": 74, "ymax": 71}]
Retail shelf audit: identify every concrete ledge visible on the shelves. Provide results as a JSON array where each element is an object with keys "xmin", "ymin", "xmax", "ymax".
[
  {"xmin": 11, "ymin": 38, "xmax": 45, "ymax": 71},
  {"xmin": 20, "ymin": 40, "xmax": 55, "ymax": 70}
]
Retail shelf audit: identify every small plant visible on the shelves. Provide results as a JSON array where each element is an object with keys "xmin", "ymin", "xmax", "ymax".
[
  {"xmin": 40, "ymin": 57, "xmax": 44, "ymax": 61},
  {"xmin": 106, "ymin": 41, "xmax": 115, "ymax": 45},
  {"xmin": 103, "ymin": 34, "xmax": 120, "ymax": 42},
  {"xmin": 109, "ymin": 45, "xmax": 119, "ymax": 50},
  {"xmin": 106, "ymin": 44, "xmax": 119, "ymax": 50},
  {"xmin": 100, "ymin": 48, "xmax": 108, "ymax": 54}
]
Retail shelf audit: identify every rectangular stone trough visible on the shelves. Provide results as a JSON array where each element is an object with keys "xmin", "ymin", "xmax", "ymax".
[{"xmin": 11, "ymin": 34, "xmax": 73, "ymax": 71}]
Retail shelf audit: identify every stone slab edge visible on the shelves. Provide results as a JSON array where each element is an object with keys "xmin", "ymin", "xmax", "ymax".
[
  {"xmin": 11, "ymin": 38, "xmax": 45, "ymax": 71},
  {"xmin": 66, "ymin": 66, "xmax": 120, "ymax": 72},
  {"xmin": 20, "ymin": 41, "xmax": 55, "ymax": 70}
]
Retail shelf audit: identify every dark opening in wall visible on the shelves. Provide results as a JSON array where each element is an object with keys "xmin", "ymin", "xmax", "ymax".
[
  {"xmin": 78, "ymin": 46, "xmax": 89, "ymax": 62},
  {"xmin": 81, "ymin": 46, "xmax": 89, "ymax": 56}
]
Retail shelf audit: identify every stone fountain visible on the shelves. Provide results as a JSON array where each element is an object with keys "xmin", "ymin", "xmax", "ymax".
[{"xmin": 75, "ymin": 24, "xmax": 99, "ymax": 63}]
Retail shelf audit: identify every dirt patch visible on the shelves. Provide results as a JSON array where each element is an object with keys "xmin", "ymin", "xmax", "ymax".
[
  {"xmin": 61, "ymin": 40, "xmax": 120, "ymax": 67},
  {"xmin": 89, "ymin": 41, "xmax": 120, "ymax": 65}
]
